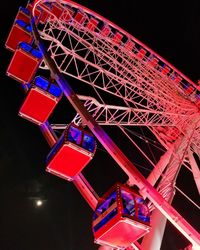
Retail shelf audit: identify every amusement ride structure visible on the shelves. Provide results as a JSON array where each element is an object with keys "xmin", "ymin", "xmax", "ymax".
[{"xmin": 5, "ymin": 0, "xmax": 200, "ymax": 249}]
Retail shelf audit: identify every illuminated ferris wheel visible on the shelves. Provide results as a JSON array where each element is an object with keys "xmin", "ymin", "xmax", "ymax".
[{"xmin": 5, "ymin": 0, "xmax": 200, "ymax": 249}]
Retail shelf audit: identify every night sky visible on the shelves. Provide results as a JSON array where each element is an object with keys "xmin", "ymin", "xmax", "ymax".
[{"xmin": 0, "ymin": 1, "xmax": 200, "ymax": 250}]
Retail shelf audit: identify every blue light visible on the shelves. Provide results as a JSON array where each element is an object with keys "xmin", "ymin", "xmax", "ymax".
[
  {"xmin": 21, "ymin": 83, "xmax": 31, "ymax": 91},
  {"xmin": 171, "ymin": 73, "xmax": 177, "ymax": 81},
  {"xmin": 93, "ymin": 208, "xmax": 118, "ymax": 232},
  {"xmin": 19, "ymin": 7, "xmax": 30, "ymax": 15},
  {"xmin": 19, "ymin": 42, "xmax": 32, "ymax": 52},
  {"xmin": 26, "ymin": 24, "xmax": 32, "ymax": 33},
  {"xmin": 138, "ymin": 215, "xmax": 150, "ymax": 223},
  {"xmin": 19, "ymin": 42, "xmax": 43, "ymax": 60},
  {"xmin": 31, "ymin": 48, "xmax": 43, "ymax": 59},
  {"xmin": 16, "ymin": 19, "xmax": 26, "ymax": 28},
  {"xmin": 195, "ymin": 93, "xmax": 200, "ymax": 100},
  {"xmin": 49, "ymin": 83, "xmax": 62, "ymax": 97},
  {"xmin": 82, "ymin": 134, "xmax": 95, "ymax": 152},
  {"xmin": 35, "ymin": 76, "xmax": 49, "ymax": 90},
  {"xmin": 183, "ymin": 83, "xmax": 189, "ymax": 89},
  {"xmin": 44, "ymin": 2, "xmax": 52, "ymax": 9},
  {"xmin": 67, "ymin": 126, "xmax": 82, "ymax": 145}
]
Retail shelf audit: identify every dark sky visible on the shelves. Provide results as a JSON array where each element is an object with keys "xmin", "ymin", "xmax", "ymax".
[{"xmin": 0, "ymin": 1, "xmax": 200, "ymax": 250}]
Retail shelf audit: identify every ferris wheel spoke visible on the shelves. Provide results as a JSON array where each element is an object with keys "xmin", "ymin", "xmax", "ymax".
[{"xmin": 39, "ymin": 18, "xmax": 198, "ymax": 115}]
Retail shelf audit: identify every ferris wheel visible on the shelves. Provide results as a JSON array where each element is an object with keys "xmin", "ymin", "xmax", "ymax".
[{"xmin": 5, "ymin": 0, "xmax": 200, "ymax": 249}]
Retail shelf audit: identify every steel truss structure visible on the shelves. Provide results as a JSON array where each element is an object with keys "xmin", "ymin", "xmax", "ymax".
[{"xmin": 7, "ymin": 0, "xmax": 200, "ymax": 249}]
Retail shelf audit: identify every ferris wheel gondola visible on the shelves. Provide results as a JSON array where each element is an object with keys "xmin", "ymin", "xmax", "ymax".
[
  {"xmin": 46, "ymin": 123, "xmax": 96, "ymax": 181},
  {"xmin": 92, "ymin": 183, "xmax": 150, "ymax": 249}
]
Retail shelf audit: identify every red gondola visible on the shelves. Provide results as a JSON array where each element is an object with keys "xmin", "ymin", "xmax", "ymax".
[
  {"xmin": 137, "ymin": 48, "xmax": 146, "ymax": 59},
  {"xmin": 19, "ymin": 76, "xmax": 62, "ymax": 125},
  {"xmin": 112, "ymin": 32, "xmax": 123, "ymax": 45},
  {"xmin": 6, "ymin": 42, "xmax": 42, "ymax": 84},
  {"xmin": 148, "ymin": 56, "xmax": 159, "ymax": 67},
  {"xmin": 92, "ymin": 183, "xmax": 150, "ymax": 249},
  {"xmin": 62, "ymin": 6, "xmax": 74, "ymax": 23},
  {"xmin": 161, "ymin": 65, "xmax": 170, "ymax": 75},
  {"xmin": 5, "ymin": 19, "xmax": 33, "ymax": 52},
  {"xmin": 15, "ymin": 7, "xmax": 31, "ymax": 24},
  {"xmin": 100, "ymin": 25, "xmax": 111, "ymax": 37},
  {"xmin": 73, "ymin": 11, "xmax": 87, "ymax": 29},
  {"xmin": 124, "ymin": 40, "xmax": 135, "ymax": 52},
  {"xmin": 50, "ymin": 2, "xmax": 63, "ymax": 19},
  {"xmin": 86, "ymin": 17, "xmax": 99, "ymax": 31},
  {"xmin": 46, "ymin": 124, "xmax": 96, "ymax": 181},
  {"xmin": 184, "ymin": 84, "xmax": 195, "ymax": 95}
]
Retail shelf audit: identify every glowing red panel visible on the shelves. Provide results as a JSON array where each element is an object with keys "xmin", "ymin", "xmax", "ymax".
[
  {"xmin": 46, "ymin": 144, "xmax": 92, "ymax": 180},
  {"xmin": 101, "ymin": 25, "xmax": 111, "ymax": 37},
  {"xmin": 112, "ymin": 32, "xmax": 123, "ymax": 45},
  {"xmin": 26, "ymin": 3, "xmax": 35, "ymax": 12},
  {"xmin": 50, "ymin": 2, "xmax": 63, "ymax": 19},
  {"xmin": 148, "ymin": 57, "xmax": 159, "ymax": 67},
  {"xmin": 5, "ymin": 24, "xmax": 33, "ymax": 52},
  {"xmin": 19, "ymin": 88, "xmax": 58, "ymax": 124},
  {"xmin": 74, "ymin": 11, "xmax": 86, "ymax": 25},
  {"xmin": 196, "ymin": 100, "xmax": 200, "ymax": 107},
  {"xmin": 124, "ymin": 40, "xmax": 135, "ymax": 52},
  {"xmin": 162, "ymin": 66, "xmax": 170, "ymax": 75},
  {"xmin": 39, "ymin": 12, "xmax": 49, "ymax": 24},
  {"xmin": 86, "ymin": 18, "xmax": 99, "ymax": 31},
  {"xmin": 95, "ymin": 217, "xmax": 150, "ymax": 248},
  {"xmin": 185, "ymin": 85, "xmax": 194, "ymax": 95},
  {"xmin": 26, "ymin": 3, "xmax": 41, "ymax": 18},
  {"xmin": 16, "ymin": 9, "xmax": 30, "ymax": 23},
  {"xmin": 7, "ymin": 49, "xmax": 41, "ymax": 83},
  {"xmin": 137, "ymin": 48, "xmax": 146, "ymax": 59},
  {"xmin": 174, "ymin": 75, "xmax": 182, "ymax": 84}
]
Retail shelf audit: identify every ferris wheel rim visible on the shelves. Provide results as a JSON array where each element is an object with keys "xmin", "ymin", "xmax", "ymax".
[
  {"xmin": 32, "ymin": 0, "xmax": 200, "ymax": 191},
  {"xmin": 32, "ymin": 0, "xmax": 197, "ymax": 90},
  {"xmin": 31, "ymin": 0, "xmax": 200, "ymax": 175}
]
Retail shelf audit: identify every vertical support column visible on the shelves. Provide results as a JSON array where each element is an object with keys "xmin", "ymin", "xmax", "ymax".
[
  {"xmin": 142, "ymin": 120, "xmax": 200, "ymax": 250},
  {"xmin": 147, "ymin": 145, "xmax": 174, "ymax": 187},
  {"xmin": 141, "ymin": 194, "xmax": 174, "ymax": 250}
]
